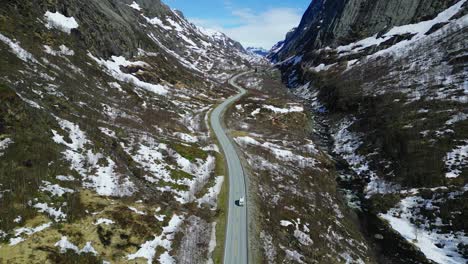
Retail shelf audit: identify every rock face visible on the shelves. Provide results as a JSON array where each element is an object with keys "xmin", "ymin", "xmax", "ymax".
[
  {"xmin": 271, "ymin": 0, "xmax": 468, "ymax": 263},
  {"xmin": 271, "ymin": 0, "xmax": 454, "ymax": 61}
]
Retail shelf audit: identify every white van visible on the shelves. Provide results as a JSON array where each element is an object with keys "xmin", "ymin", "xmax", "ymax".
[{"xmin": 238, "ymin": 196, "xmax": 245, "ymax": 206}]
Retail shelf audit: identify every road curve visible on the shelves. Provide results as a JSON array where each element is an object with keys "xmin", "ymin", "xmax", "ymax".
[{"xmin": 210, "ymin": 71, "xmax": 251, "ymax": 264}]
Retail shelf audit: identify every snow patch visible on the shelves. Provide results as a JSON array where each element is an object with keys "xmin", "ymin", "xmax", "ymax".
[
  {"xmin": 95, "ymin": 218, "xmax": 115, "ymax": 225},
  {"xmin": 0, "ymin": 33, "xmax": 38, "ymax": 63},
  {"xmin": 127, "ymin": 214, "xmax": 184, "ymax": 264},
  {"xmin": 381, "ymin": 196, "xmax": 468, "ymax": 264},
  {"xmin": 128, "ymin": 1, "xmax": 142, "ymax": 11},
  {"xmin": 88, "ymin": 54, "xmax": 168, "ymax": 95},
  {"xmin": 40, "ymin": 181, "xmax": 74, "ymax": 197},
  {"xmin": 33, "ymin": 203, "xmax": 67, "ymax": 222},
  {"xmin": 9, "ymin": 222, "xmax": 52, "ymax": 245},
  {"xmin": 44, "ymin": 11, "xmax": 79, "ymax": 34},
  {"xmin": 445, "ymin": 140, "xmax": 468, "ymax": 178},
  {"xmin": 0, "ymin": 138, "xmax": 13, "ymax": 157}
]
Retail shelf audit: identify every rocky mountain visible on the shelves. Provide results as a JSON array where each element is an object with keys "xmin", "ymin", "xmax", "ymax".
[
  {"xmin": 0, "ymin": 0, "xmax": 260, "ymax": 263},
  {"xmin": 246, "ymin": 47, "xmax": 269, "ymax": 57},
  {"xmin": 270, "ymin": 0, "xmax": 468, "ymax": 263}
]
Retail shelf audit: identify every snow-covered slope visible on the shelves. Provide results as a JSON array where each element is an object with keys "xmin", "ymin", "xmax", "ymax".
[
  {"xmin": 0, "ymin": 0, "xmax": 258, "ymax": 262},
  {"xmin": 246, "ymin": 47, "xmax": 269, "ymax": 57},
  {"xmin": 271, "ymin": 0, "xmax": 468, "ymax": 263}
]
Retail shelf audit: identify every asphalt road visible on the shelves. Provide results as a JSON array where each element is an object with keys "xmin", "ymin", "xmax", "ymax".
[{"xmin": 210, "ymin": 72, "xmax": 251, "ymax": 264}]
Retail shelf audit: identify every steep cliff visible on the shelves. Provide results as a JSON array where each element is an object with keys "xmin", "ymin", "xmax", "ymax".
[{"xmin": 271, "ymin": 0, "xmax": 468, "ymax": 263}]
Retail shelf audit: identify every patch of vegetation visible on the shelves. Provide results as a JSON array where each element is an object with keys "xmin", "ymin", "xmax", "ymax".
[
  {"xmin": 46, "ymin": 249, "xmax": 103, "ymax": 264},
  {"xmin": 170, "ymin": 142, "xmax": 208, "ymax": 162},
  {"xmin": 367, "ymin": 194, "xmax": 402, "ymax": 214},
  {"xmin": 170, "ymin": 169, "xmax": 194, "ymax": 181},
  {"xmin": 158, "ymin": 180, "xmax": 190, "ymax": 192}
]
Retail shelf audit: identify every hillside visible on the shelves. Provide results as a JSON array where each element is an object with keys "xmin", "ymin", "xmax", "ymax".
[
  {"xmin": 270, "ymin": 0, "xmax": 468, "ymax": 263},
  {"xmin": 0, "ymin": 0, "xmax": 260, "ymax": 263}
]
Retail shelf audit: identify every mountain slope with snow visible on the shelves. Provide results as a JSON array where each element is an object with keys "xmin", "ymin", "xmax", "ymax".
[
  {"xmin": 270, "ymin": 0, "xmax": 468, "ymax": 263},
  {"xmin": 0, "ymin": 0, "xmax": 259, "ymax": 262}
]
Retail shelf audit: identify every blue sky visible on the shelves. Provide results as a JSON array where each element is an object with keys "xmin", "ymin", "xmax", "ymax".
[{"xmin": 165, "ymin": 0, "xmax": 311, "ymax": 49}]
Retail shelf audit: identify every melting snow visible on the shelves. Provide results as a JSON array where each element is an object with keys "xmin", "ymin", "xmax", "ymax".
[
  {"xmin": 33, "ymin": 203, "xmax": 67, "ymax": 222},
  {"xmin": 197, "ymin": 176, "xmax": 224, "ymax": 208},
  {"xmin": 44, "ymin": 11, "xmax": 79, "ymax": 34},
  {"xmin": 445, "ymin": 140, "xmax": 468, "ymax": 178},
  {"xmin": 9, "ymin": 222, "xmax": 52, "ymax": 245},
  {"xmin": 55, "ymin": 236, "xmax": 99, "ymax": 255},
  {"xmin": 235, "ymin": 136, "xmax": 315, "ymax": 167},
  {"xmin": 88, "ymin": 54, "xmax": 168, "ymax": 95},
  {"xmin": 0, "ymin": 138, "xmax": 13, "ymax": 157},
  {"xmin": 336, "ymin": 0, "xmax": 467, "ymax": 58},
  {"xmin": 143, "ymin": 16, "xmax": 172, "ymax": 30},
  {"xmin": 128, "ymin": 1, "xmax": 142, "ymax": 11},
  {"xmin": 128, "ymin": 214, "xmax": 184, "ymax": 264},
  {"xmin": 52, "ymin": 117, "xmax": 135, "ymax": 197},
  {"xmin": 251, "ymin": 104, "xmax": 303, "ymax": 116},
  {"xmin": 56, "ymin": 175, "xmax": 75, "ymax": 182},
  {"xmin": 0, "ymin": 33, "xmax": 38, "ymax": 63},
  {"xmin": 44, "ymin": 45, "xmax": 75, "ymax": 56},
  {"xmin": 128, "ymin": 206, "xmax": 146, "ymax": 215},
  {"xmin": 380, "ymin": 196, "xmax": 468, "ymax": 264},
  {"xmin": 40, "ymin": 181, "xmax": 74, "ymax": 197},
  {"xmin": 95, "ymin": 218, "xmax": 115, "ymax": 225},
  {"xmin": 55, "ymin": 236, "xmax": 80, "ymax": 253}
]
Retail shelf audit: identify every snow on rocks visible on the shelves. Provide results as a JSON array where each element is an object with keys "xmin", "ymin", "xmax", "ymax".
[
  {"xmin": 128, "ymin": 206, "xmax": 146, "ymax": 215},
  {"xmin": 311, "ymin": 63, "xmax": 336, "ymax": 72},
  {"xmin": 56, "ymin": 175, "xmax": 75, "ymax": 182},
  {"xmin": 234, "ymin": 136, "xmax": 315, "ymax": 167},
  {"xmin": 44, "ymin": 45, "xmax": 75, "ymax": 56},
  {"xmin": 206, "ymin": 223, "xmax": 217, "ymax": 264},
  {"xmin": 81, "ymin": 242, "xmax": 98, "ymax": 255},
  {"xmin": 380, "ymin": 195, "xmax": 468, "ymax": 264},
  {"xmin": 280, "ymin": 245, "xmax": 306, "ymax": 264},
  {"xmin": 127, "ymin": 214, "xmax": 184, "ymax": 264},
  {"xmin": 251, "ymin": 104, "xmax": 304, "ymax": 116},
  {"xmin": 445, "ymin": 140, "xmax": 468, "ymax": 178},
  {"xmin": 0, "ymin": 33, "xmax": 38, "ymax": 63},
  {"xmin": 44, "ymin": 11, "xmax": 79, "ymax": 34},
  {"xmin": 54, "ymin": 237, "xmax": 98, "ymax": 255},
  {"xmin": 0, "ymin": 138, "xmax": 13, "ymax": 157},
  {"xmin": 55, "ymin": 236, "xmax": 80, "ymax": 253},
  {"xmin": 445, "ymin": 112, "xmax": 468, "ymax": 126},
  {"xmin": 280, "ymin": 219, "xmax": 313, "ymax": 246},
  {"xmin": 260, "ymin": 231, "xmax": 277, "ymax": 262},
  {"xmin": 9, "ymin": 222, "xmax": 52, "ymax": 245},
  {"xmin": 335, "ymin": 0, "xmax": 468, "ymax": 58},
  {"xmin": 332, "ymin": 118, "xmax": 399, "ymax": 196},
  {"xmin": 83, "ymin": 157, "xmax": 135, "ymax": 197},
  {"xmin": 94, "ymin": 218, "xmax": 115, "ymax": 225},
  {"xmin": 128, "ymin": 1, "xmax": 142, "ymax": 11},
  {"xmin": 33, "ymin": 202, "xmax": 67, "ymax": 222},
  {"xmin": 52, "ymin": 117, "xmax": 135, "ymax": 197},
  {"xmin": 88, "ymin": 54, "xmax": 168, "ymax": 96},
  {"xmin": 40, "ymin": 181, "xmax": 74, "ymax": 197},
  {"xmin": 197, "ymin": 176, "xmax": 224, "ymax": 208},
  {"xmin": 174, "ymin": 132, "xmax": 198, "ymax": 143}
]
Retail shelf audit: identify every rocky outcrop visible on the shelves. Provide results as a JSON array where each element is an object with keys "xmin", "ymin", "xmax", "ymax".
[{"xmin": 272, "ymin": 0, "xmax": 455, "ymax": 61}]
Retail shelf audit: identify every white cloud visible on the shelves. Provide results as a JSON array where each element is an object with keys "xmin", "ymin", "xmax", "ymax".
[{"xmin": 190, "ymin": 7, "xmax": 302, "ymax": 49}]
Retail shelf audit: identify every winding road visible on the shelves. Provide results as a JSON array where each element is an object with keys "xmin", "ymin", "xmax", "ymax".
[{"xmin": 210, "ymin": 72, "xmax": 251, "ymax": 264}]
